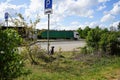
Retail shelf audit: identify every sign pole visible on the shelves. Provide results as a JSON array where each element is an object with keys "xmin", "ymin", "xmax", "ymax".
[
  {"xmin": 6, "ymin": 20, "xmax": 8, "ymax": 27},
  {"xmin": 44, "ymin": 0, "xmax": 52, "ymax": 54},
  {"xmin": 47, "ymin": 14, "xmax": 50, "ymax": 54}
]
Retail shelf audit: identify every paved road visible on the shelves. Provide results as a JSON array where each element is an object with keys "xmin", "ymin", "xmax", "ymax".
[{"xmin": 36, "ymin": 40, "xmax": 86, "ymax": 51}]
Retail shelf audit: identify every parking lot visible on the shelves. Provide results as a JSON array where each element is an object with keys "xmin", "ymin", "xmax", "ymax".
[{"xmin": 36, "ymin": 40, "xmax": 86, "ymax": 51}]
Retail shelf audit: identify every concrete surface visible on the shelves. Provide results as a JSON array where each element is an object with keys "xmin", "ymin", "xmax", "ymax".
[{"xmin": 36, "ymin": 40, "xmax": 86, "ymax": 51}]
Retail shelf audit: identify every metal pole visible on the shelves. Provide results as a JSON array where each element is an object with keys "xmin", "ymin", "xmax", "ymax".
[
  {"xmin": 6, "ymin": 20, "xmax": 8, "ymax": 27},
  {"xmin": 47, "ymin": 14, "xmax": 50, "ymax": 54}
]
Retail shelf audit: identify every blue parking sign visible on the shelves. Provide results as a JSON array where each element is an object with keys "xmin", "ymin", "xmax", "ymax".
[
  {"xmin": 45, "ymin": 0, "xmax": 52, "ymax": 9},
  {"xmin": 44, "ymin": 0, "xmax": 52, "ymax": 14},
  {"xmin": 5, "ymin": 12, "xmax": 9, "ymax": 20}
]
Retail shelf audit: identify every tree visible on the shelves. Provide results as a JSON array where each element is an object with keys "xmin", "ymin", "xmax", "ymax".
[
  {"xmin": 77, "ymin": 27, "xmax": 83, "ymax": 38},
  {"xmin": 82, "ymin": 26, "xmax": 120, "ymax": 55},
  {"xmin": 11, "ymin": 13, "xmax": 40, "ymax": 40},
  {"xmin": 110, "ymin": 26, "xmax": 116, "ymax": 31},
  {"xmin": 86, "ymin": 27, "xmax": 102, "ymax": 51},
  {"xmin": 100, "ymin": 32, "xmax": 120, "ymax": 55},
  {"xmin": 102, "ymin": 28, "xmax": 109, "ymax": 33},
  {"xmin": 82, "ymin": 26, "xmax": 91, "ymax": 39},
  {"xmin": 99, "ymin": 32, "xmax": 109, "ymax": 53},
  {"xmin": 12, "ymin": 13, "xmax": 40, "ymax": 64},
  {"xmin": 0, "ymin": 29, "xmax": 26, "ymax": 79},
  {"xmin": 77, "ymin": 26, "xmax": 91, "ymax": 39},
  {"xmin": 37, "ymin": 29, "xmax": 46, "ymax": 39},
  {"xmin": 117, "ymin": 22, "xmax": 120, "ymax": 31}
]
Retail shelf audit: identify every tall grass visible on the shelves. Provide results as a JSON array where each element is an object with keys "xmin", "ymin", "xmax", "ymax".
[{"xmin": 17, "ymin": 49, "xmax": 120, "ymax": 80}]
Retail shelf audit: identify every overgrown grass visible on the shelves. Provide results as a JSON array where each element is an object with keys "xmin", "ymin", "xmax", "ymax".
[{"xmin": 16, "ymin": 51, "xmax": 120, "ymax": 80}]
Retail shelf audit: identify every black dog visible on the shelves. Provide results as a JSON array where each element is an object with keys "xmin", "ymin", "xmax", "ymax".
[{"xmin": 50, "ymin": 46, "xmax": 54, "ymax": 55}]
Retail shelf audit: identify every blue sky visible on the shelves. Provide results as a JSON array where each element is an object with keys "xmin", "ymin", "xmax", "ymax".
[{"xmin": 0, "ymin": 0, "xmax": 120, "ymax": 30}]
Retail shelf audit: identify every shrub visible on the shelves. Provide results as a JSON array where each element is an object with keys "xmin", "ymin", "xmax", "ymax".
[
  {"xmin": 77, "ymin": 26, "xmax": 91, "ymax": 39},
  {"xmin": 100, "ymin": 32, "xmax": 120, "ymax": 55},
  {"xmin": 99, "ymin": 33, "xmax": 109, "ymax": 53},
  {"xmin": 21, "ymin": 44, "xmax": 55, "ymax": 64},
  {"xmin": 86, "ymin": 27, "xmax": 120, "ymax": 55},
  {"xmin": 86, "ymin": 27, "xmax": 102, "ymax": 51},
  {"xmin": 0, "ymin": 29, "xmax": 26, "ymax": 79}
]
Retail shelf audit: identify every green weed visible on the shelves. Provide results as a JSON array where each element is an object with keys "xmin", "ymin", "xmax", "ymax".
[{"xmin": 16, "ymin": 51, "xmax": 120, "ymax": 80}]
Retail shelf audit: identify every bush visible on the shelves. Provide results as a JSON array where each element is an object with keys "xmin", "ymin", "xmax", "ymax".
[
  {"xmin": 86, "ymin": 27, "xmax": 120, "ymax": 55},
  {"xmin": 77, "ymin": 26, "xmax": 91, "ymax": 39},
  {"xmin": 0, "ymin": 29, "xmax": 26, "ymax": 79},
  {"xmin": 100, "ymin": 32, "xmax": 120, "ymax": 55},
  {"xmin": 86, "ymin": 27, "xmax": 102, "ymax": 51},
  {"xmin": 99, "ymin": 33, "xmax": 109, "ymax": 53},
  {"xmin": 21, "ymin": 44, "xmax": 55, "ymax": 64}
]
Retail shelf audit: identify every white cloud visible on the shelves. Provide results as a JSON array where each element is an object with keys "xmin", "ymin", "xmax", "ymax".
[
  {"xmin": 98, "ymin": 0, "xmax": 110, "ymax": 3},
  {"xmin": 24, "ymin": 0, "xmax": 44, "ymax": 18},
  {"xmin": 101, "ymin": 1, "xmax": 120, "ymax": 23},
  {"xmin": 6, "ymin": 0, "xmax": 14, "ymax": 3},
  {"xmin": 23, "ymin": 0, "xmax": 113, "ymax": 29},
  {"xmin": 0, "ymin": 0, "xmax": 118, "ymax": 30},
  {"xmin": 99, "ymin": 24, "xmax": 107, "ymax": 29},
  {"xmin": 101, "ymin": 14, "xmax": 115, "ymax": 22},
  {"xmin": 71, "ymin": 21, "xmax": 80, "ymax": 25},
  {"xmin": 110, "ymin": 1, "xmax": 120, "ymax": 15},
  {"xmin": 83, "ymin": 21, "xmax": 100, "ymax": 28},
  {"xmin": 64, "ymin": 0, "xmax": 97, "ymax": 17},
  {"xmin": 97, "ymin": 4, "xmax": 106, "ymax": 11},
  {"xmin": 0, "ymin": 1, "xmax": 26, "ymax": 24},
  {"xmin": 89, "ymin": 22, "xmax": 99, "ymax": 28},
  {"xmin": 60, "ymin": 25, "xmax": 81, "ymax": 30},
  {"xmin": 36, "ymin": 21, "xmax": 47, "ymax": 29},
  {"xmin": 35, "ymin": 0, "xmax": 100, "ymax": 30},
  {"xmin": 68, "ymin": 6, "xmax": 94, "ymax": 17},
  {"xmin": 103, "ymin": 1, "xmax": 120, "ymax": 15},
  {"xmin": 50, "ymin": 0, "xmax": 98, "ymax": 20},
  {"xmin": 110, "ymin": 21, "xmax": 120, "ymax": 28}
]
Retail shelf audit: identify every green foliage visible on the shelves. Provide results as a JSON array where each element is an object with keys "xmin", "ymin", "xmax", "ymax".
[
  {"xmin": 83, "ymin": 26, "xmax": 91, "ymax": 39},
  {"xmin": 117, "ymin": 31, "xmax": 120, "ymax": 37},
  {"xmin": 77, "ymin": 27, "xmax": 82, "ymax": 38},
  {"xmin": 12, "ymin": 13, "xmax": 41, "ymax": 64},
  {"xmin": 104, "ymin": 33, "xmax": 120, "ymax": 55},
  {"xmin": 117, "ymin": 22, "xmax": 120, "ymax": 31},
  {"xmin": 12, "ymin": 13, "xmax": 40, "ymax": 40},
  {"xmin": 85, "ymin": 26, "xmax": 120, "ymax": 55},
  {"xmin": 20, "ymin": 44, "xmax": 56, "ymax": 64},
  {"xmin": 0, "ymin": 29, "xmax": 26, "ymax": 79},
  {"xmin": 80, "ymin": 46, "xmax": 88, "ymax": 54},
  {"xmin": 102, "ymin": 28, "xmax": 109, "ymax": 33},
  {"xmin": 86, "ymin": 27, "xmax": 102, "ymax": 50},
  {"xmin": 99, "ymin": 32, "xmax": 120, "ymax": 55},
  {"xmin": 77, "ymin": 26, "xmax": 91, "ymax": 39},
  {"xmin": 99, "ymin": 33, "xmax": 109, "ymax": 52},
  {"xmin": 81, "ymin": 46, "xmax": 94, "ymax": 54},
  {"xmin": 37, "ymin": 29, "xmax": 46, "ymax": 39},
  {"xmin": 17, "ymin": 52, "xmax": 120, "ymax": 80}
]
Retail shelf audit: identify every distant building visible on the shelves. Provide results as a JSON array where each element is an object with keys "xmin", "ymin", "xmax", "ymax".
[{"xmin": 0, "ymin": 26, "xmax": 37, "ymax": 40}]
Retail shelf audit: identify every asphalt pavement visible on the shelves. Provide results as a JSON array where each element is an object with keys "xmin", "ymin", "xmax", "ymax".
[{"xmin": 36, "ymin": 40, "xmax": 86, "ymax": 51}]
